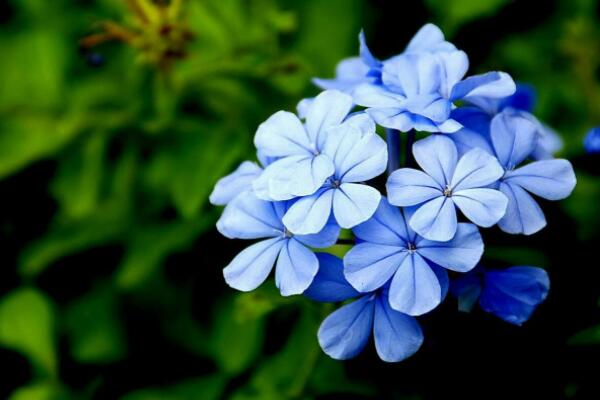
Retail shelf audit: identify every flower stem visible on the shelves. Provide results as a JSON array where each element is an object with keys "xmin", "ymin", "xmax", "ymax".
[
  {"xmin": 386, "ymin": 128, "xmax": 401, "ymax": 174},
  {"xmin": 405, "ymin": 130, "xmax": 416, "ymax": 167}
]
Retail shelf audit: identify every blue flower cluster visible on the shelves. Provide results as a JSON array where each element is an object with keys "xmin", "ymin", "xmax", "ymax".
[{"xmin": 210, "ymin": 24, "xmax": 577, "ymax": 362}]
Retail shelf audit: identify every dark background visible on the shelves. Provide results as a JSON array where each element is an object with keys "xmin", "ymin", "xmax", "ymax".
[{"xmin": 0, "ymin": 0, "xmax": 599, "ymax": 399}]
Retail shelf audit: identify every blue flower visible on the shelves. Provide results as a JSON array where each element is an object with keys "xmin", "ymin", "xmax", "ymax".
[
  {"xmin": 484, "ymin": 112, "xmax": 577, "ymax": 235},
  {"xmin": 217, "ymin": 192, "xmax": 339, "ymax": 296},
  {"xmin": 352, "ymin": 24, "xmax": 515, "ymax": 133},
  {"xmin": 584, "ymin": 127, "xmax": 600, "ymax": 154},
  {"xmin": 451, "ymin": 85, "xmax": 563, "ymax": 160},
  {"xmin": 253, "ymin": 90, "xmax": 380, "ymax": 202},
  {"xmin": 451, "ymin": 266, "xmax": 550, "ymax": 325},
  {"xmin": 343, "ymin": 198, "xmax": 483, "ymax": 316},
  {"xmin": 209, "ymin": 161, "xmax": 263, "ymax": 206},
  {"xmin": 305, "ymin": 253, "xmax": 423, "ymax": 362},
  {"xmin": 386, "ymin": 134, "xmax": 508, "ymax": 241}
]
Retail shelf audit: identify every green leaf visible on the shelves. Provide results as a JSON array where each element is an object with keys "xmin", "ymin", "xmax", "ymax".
[
  {"xmin": 120, "ymin": 374, "xmax": 227, "ymax": 400},
  {"xmin": 51, "ymin": 131, "xmax": 108, "ymax": 219},
  {"xmin": 210, "ymin": 299, "xmax": 265, "ymax": 375},
  {"xmin": 8, "ymin": 381, "xmax": 69, "ymax": 400},
  {"xmin": 569, "ymin": 323, "xmax": 600, "ymax": 345},
  {"xmin": 0, "ymin": 289, "xmax": 56, "ymax": 377},
  {"xmin": 424, "ymin": 0, "xmax": 511, "ymax": 35},
  {"xmin": 63, "ymin": 285, "xmax": 126, "ymax": 364},
  {"xmin": 115, "ymin": 218, "xmax": 213, "ymax": 290}
]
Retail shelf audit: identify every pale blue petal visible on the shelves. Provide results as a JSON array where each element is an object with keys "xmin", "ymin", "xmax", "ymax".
[
  {"xmin": 387, "ymin": 168, "xmax": 443, "ymax": 207},
  {"xmin": 313, "ymin": 57, "xmax": 371, "ymax": 92},
  {"xmin": 284, "ymin": 154, "xmax": 335, "ymax": 197},
  {"xmin": 223, "ymin": 238, "xmax": 285, "ymax": 292},
  {"xmin": 405, "ymin": 23, "xmax": 456, "ymax": 54},
  {"xmin": 344, "ymin": 243, "xmax": 407, "ymax": 293},
  {"xmin": 216, "ymin": 191, "xmax": 282, "ymax": 239},
  {"xmin": 275, "ymin": 238, "xmax": 319, "ymax": 296},
  {"xmin": 359, "ymin": 30, "xmax": 381, "ymax": 70},
  {"xmin": 450, "ymin": 147, "xmax": 505, "ymax": 191},
  {"xmin": 373, "ymin": 295, "xmax": 423, "ymax": 362},
  {"xmin": 338, "ymin": 133, "xmax": 387, "ymax": 182},
  {"xmin": 412, "ymin": 135, "xmax": 458, "ymax": 187},
  {"xmin": 389, "ymin": 253, "xmax": 443, "ymax": 316},
  {"xmin": 352, "ymin": 198, "xmax": 411, "ymax": 246},
  {"xmin": 498, "ymin": 181, "xmax": 547, "ymax": 235},
  {"xmin": 503, "ymin": 159, "xmax": 577, "ymax": 200},
  {"xmin": 489, "ymin": 110, "xmax": 539, "ymax": 168},
  {"xmin": 430, "ymin": 263, "xmax": 450, "ymax": 300},
  {"xmin": 333, "ymin": 183, "xmax": 382, "ymax": 229},
  {"xmin": 353, "ymin": 84, "xmax": 405, "ymax": 108},
  {"xmin": 304, "ymin": 253, "xmax": 360, "ymax": 302},
  {"xmin": 295, "ymin": 219, "xmax": 340, "ymax": 248},
  {"xmin": 209, "ymin": 161, "xmax": 262, "ymax": 206},
  {"xmin": 254, "ymin": 111, "xmax": 311, "ymax": 157},
  {"xmin": 382, "ymin": 53, "xmax": 440, "ymax": 97},
  {"xmin": 305, "ymin": 90, "xmax": 354, "ymax": 149},
  {"xmin": 417, "ymin": 223, "xmax": 483, "ymax": 272},
  {"xmin": 409, "ymin": 196, "xmax": 457, "ymax": 242},
  {"xmin": 448, "ymin": 127, "xmax": 495, "ymax": 158},
  {"xmin": 452, "ymin": 188, "xmax": 508, "ymax": 227},
  {"xmin": 344, "ymin": 112, "xmax": 376, "ymax": 137},
  {"xmin": 282, "ymin": 189, "xmax": 334, "ymax": 235},
  {"xmin": 296, "ymin": 98, "xmax": 312, "ymax": 119},
  {"xmin": 437, "ymin": 51, "xmax": 469, "ymax": 98},
  {"xmin": 403, "ymin": 94, "xmax": 451, "ymax": 122},
  {"xmin": 252, "ymin": 155, "xmax": 311, "ymax": 201},
  {"xmin": 450, "ymin": 71, "xmax": 516, "ymax": 102},
  {"xmin": 365, "ymin": 108, "xmax": 414, "ymax": 132},
  {"xmin": 318, "ymin": 295, "xmax": 375, "ymax": 360}
]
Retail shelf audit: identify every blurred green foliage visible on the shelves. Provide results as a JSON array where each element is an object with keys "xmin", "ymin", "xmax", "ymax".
[{"xmin": 0, "ymin": 0, "xmax": 599, "ymax": 399}]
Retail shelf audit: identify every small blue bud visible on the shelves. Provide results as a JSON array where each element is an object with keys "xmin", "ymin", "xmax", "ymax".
[{"xmin": 584, "ymin": 127, "xmax": 600, "ymax": 154}]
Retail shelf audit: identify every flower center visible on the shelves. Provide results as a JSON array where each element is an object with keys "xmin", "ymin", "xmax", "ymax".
[
  {"xmin": 443, "ymin": 185, "xmax": 452, "ymax": 197},
  {"xmin": 283, "ymin": 228, "xmax": 293, "ymax": 238},
  {"xmin": 407, "ymin": 242, "xmax": 417, "ymax": 253},
  {"xmin": 330, "ymin": 178, "xmax": 341, "ymax": 188}
]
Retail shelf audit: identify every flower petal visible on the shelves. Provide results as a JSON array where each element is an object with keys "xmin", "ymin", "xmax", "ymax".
[
  {"xmin": 254, "ymin": 111, "xmax": 311, "ymax": 157},
  {"xmin": 275, "ymin": 238, "xmax": 319, "ymax": 296},
  {"xmin": 353, "ymin": 84, "xmax": 405, "ymax": 108},
  {"xmin": 344, "ymin": 243, "xmax": 407, "ymax": 293},
  {"xmin": 450, "ymin": 71, "xmax": 516, "ymax": 102},
  {"xmin": 405, "ymin": 23, "xmax": 456, "ymax": 54},
  {"xmin": 412, "ymin": 135, "xmax": 458, "ymax": 187},
  {"xmin": 223, "ymin": 237, "xmax": 285, "ymax": 292},
  {"xmin": 359, "ymin": 30, "xmax": 381, "ymax": 70},
  {"xmin": 489, "ymin": 110, "xmax": 539, "ymax": 168},
  {"xmin": 352, "ymin": 197, "xmax": 411, "ymax": 246},
  {"xmin": 417, "ymin": 223, "xmax": 483, "ymax": 272},
  {"xmin": 304, "ymin": 253, "xmax": 360, "ymax": 302},
  {"xmin": 409, "ymin": 196, "xmax": 457, "ymax": 242},
  {"xmin": 282, "ymin": 189, "xmax": 334, "ymax": 235},
  {"xmin": 313, "ymin": 57, "xmax": 371, "ymax": 92},
  {"xmin": 437, "ymin": 51, "xmax": 469, "ymax": 98},
  {"xmin": 209, "ymin": 161, "xmax": 262, "ymax": 206},
  {"xmin": 389, "ymin": 253, "xmax": 443, "ymax": 316},
  {"xmin": 216, "ymin": 191, "xmax": 281, "ymax": 239},
  {"xmin": 450, "ymin": 147, "xmax": 504, "ymax": 191},
  {"xmin": 333, "ymin": 183, "xmax": 381, "ymax": 229},
  {"xmin": 387, "ymin": 168, "xmax": 443, "ymax": 206},
  {"xmin": 317, "ymin": 295, "xmax": 375, "ymax": 360},
  {"xmin": 503, "ymin": 159, "xmax": 577, "ymax": 200},
  {"xmin": 295, "ymin": 219, "xmax": 340, "ymax": 248},
  {"xmin": 338, "ymin": 133, "xmax": 387, "ymax": 183},
  {"xmin": 305, "ymin": 90, "xmax": 354, "ymax": 149},
  {"xmin": 480, "ymin": 266, "xmax": 550, "ymax": 325},
  {"xmin": 452, "ymin": 188, "xmax": 508, "ymax": 227},
  {"xmin": 373, "ymin": 294, "xmax": 423, "ymax": 362},
  {"xmin": 497, "ymin": 181, "xmax": 547, "ymax": 235}
]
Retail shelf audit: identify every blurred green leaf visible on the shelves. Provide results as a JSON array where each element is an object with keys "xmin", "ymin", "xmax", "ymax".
[
  {"xmin": 563, "ymin": 172, "xmax": 600, "ymax": 240},
  {"xmin": 64, "ymin": 284, "xmax": 126, "ymax": 364},
  {"xmin": 51, "ymin": 131, "xmax": 108, "ymax": 219},
  {"xmin": 0, "ymin": 288, "xmax": 56, "ymax": 376},
  {"xmin": 116, "ymin": 218, "xmax": 212, "ymax": 290},
  {"xmin": 210, "ymin": 295, "xmax": 266, "ymax": 375},
  {"xmin": 484, "ymin": 246, "xmax": 549, "ymax": 267},
  {"xmin": 120, "ymin": 374, "xmax": 227, "ymax": 400},
  {"xmin": 569, "ymin": 324, "xmax": 600, "ymax": 345},
  {"xmin": 425, "ymin": 0, "xmax": 511, "ymax": 35},
  {"xmin": 8, "ymin": 381, "xmax": 69, "ymax": 400}
]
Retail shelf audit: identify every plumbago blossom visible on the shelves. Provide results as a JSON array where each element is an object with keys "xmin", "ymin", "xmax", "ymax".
[{"xmin": 209, "ymin": 23, "xmax": 577, "ymax": 363}]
